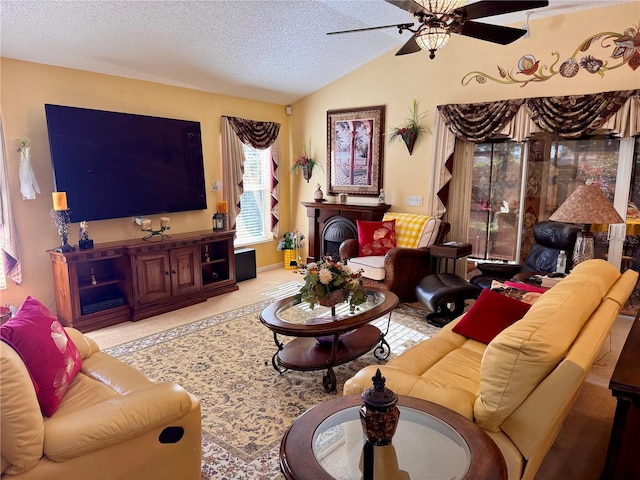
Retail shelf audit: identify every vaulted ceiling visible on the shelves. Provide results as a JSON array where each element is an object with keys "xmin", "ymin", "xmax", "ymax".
[{"xmin": 0, "ymin": 1, "xmax": 631, "ymax": 105}]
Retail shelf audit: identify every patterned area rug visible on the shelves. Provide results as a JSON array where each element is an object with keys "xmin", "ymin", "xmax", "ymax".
[{"xmin": 104, "ymin": 284, "xmax": 440, "ymax": 480}]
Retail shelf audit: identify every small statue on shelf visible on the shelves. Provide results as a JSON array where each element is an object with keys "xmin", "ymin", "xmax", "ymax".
[
  {"xmin": 78, "ymin": 220, "xmax": 94, "ymax": 249},
  {"xmin": 378, "ymin": 189, "xmax": 386, "ymax": 204},
  {"xmin": 314, "ymin": 183, "xmax": 324, "ymax": 202}
]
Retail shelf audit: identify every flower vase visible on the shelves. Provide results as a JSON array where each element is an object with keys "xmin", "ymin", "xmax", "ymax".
[
  {"xmin": 302, "ymin": 163, "xmax": 313, "ymax": 183},
  {"xmin": 403, "ymin": 135, "xmax": 416, "ymax": 155},
  {"xmin": 283, "ymin": 249, "xmax": 297, "ymax": 270}
]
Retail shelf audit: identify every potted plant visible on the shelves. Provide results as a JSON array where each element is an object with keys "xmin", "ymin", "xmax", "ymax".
[
  {"xmin": 295, "ymin": 256, "xmax": 366, "ymax": 313},
  {"xmin": 277, "ymin": 231, "xmax": 304, "ymax": 270},
  {"xmin": 387, "ymin": 99, "xmax": 430, "ymax": 155},
  {"xmin": 292, "ymin": 141, "xmax": 321, "ymax": 182}
]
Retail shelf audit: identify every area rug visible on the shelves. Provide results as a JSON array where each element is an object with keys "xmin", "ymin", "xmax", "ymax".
[{"xmin": 104, "ymin": 288, "xmax": 440, "ymax": 480}]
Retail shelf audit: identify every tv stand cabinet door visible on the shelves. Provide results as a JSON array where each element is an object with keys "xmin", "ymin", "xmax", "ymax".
[
  {"xmin": 170, "ymin": 246, "xmax": 201, "ymax": 296},
  {"xmin": 134, "ymin": 251, "xmax": 172, "ymax": 304}
]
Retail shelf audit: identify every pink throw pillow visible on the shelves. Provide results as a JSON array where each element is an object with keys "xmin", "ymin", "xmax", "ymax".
[
  {"xmin": 452, "ymin": 289, "xmax": 531, "ymax": 344},
  {"xmin": 357, "ymin": 219, "xmax": 396, "ymax": 256},
  {"xmin": 0, "ymin": 296, "xmax": 82, "ymax": 416}
]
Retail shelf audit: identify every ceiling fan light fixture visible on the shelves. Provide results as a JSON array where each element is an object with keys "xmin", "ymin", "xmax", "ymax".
[
  {"xmin": 416, "ymin": 25, "xmax": 451, "ymax": 59},
  {"xmin": 415, "ymin": 0, "xmax": 467, "ymax": 15}
]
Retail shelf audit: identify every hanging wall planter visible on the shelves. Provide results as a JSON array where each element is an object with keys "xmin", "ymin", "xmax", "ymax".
[
  {"xmin": 291, "ymin": 141, "xmax": 322, "ymax": 183},
  {"xmin": 402, "ymin": 133, "xmax": 417, "ymax": 155},
  {"xmin": 387, "ymin": 99, "xmax": 430, "ymax": 156},
  {"xmin": 302, "ymin": 163, "xmax": 313, "ymax": 182}
]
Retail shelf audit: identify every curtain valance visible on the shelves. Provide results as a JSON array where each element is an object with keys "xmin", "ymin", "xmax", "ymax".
[
  {"xmin": 437, "ymin": 89, "xmax": 640, "ymax": 143},
  {"xmin": 224, "ymin": 116, "xmax": 280, "ymax": 149}
]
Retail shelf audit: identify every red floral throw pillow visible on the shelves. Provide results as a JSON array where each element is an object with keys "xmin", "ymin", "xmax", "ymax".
[
  {"xmin": 0, "ymin": 296, "xmax": 82, "ymax": 416},
  {"xmin": 357, "ymin": 219, "xmax": 396, "ymax": 256},
  {"xmin": 452, "ymin": 289, "xmax": 531, "ymax": 344}
]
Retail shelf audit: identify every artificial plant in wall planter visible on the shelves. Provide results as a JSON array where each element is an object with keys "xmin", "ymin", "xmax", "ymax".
[
  {"xmin": 291, "ymin": 141, "xmax": 322, "ymax": 182},
  {"xmin": 387, "ymin": 99, "xmax": 430, "ymax": 155}
]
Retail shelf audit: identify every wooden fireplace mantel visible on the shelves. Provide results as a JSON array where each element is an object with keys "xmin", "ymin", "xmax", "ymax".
[{"xmin": 302, "ymin": 201, "xmax": 390, "ymax": 262}]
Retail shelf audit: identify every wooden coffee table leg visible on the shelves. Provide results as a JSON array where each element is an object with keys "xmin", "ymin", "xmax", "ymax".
[{"xmin": 322, "ymin": 367, "xmax": 337, "ymax": 392}]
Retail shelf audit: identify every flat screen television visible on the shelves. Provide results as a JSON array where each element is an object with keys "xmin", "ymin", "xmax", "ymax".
[{"xmin": 45, "ymin": 104, "xmax": 207, "ymax": 223}]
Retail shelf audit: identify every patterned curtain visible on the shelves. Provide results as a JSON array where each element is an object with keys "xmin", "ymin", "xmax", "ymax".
[
  {"xmin": 438, "ymin": 99, "xmax": 525, "ymax": 143},
  {"xmin": 0, "ymin": 114, "xmax": 22, "ymax": 285},
  {"xmin": 526, "ymin": 90, "xmax": 638, "ymax": 138},
  {"xmin": 433, "ymin": 89, "xmax": 640, "ymax": 218},
  {"xmin": 222, "ymin": 116, "xmax": 281, "ymax": 234},
  {"xmin": 225, "ymin": 116, "xmax": 280, "ymax": 149}
]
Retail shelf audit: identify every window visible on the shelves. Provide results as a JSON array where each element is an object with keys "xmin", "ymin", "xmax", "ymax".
[
  {"xmin": 234, "ymin": 144, "xmax": 272, "ymax": 247},
  {"xmin": 466, "ymin": 135, "xmax": 638, "ymax": 266},
  {"xmin": 468, "ymin": 141, "xmax": 524, "ymax": 261}
]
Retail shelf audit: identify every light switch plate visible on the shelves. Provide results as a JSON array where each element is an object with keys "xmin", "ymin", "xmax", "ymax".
[{"xmin": 406, "ymin": 195, "xmax": 423, "ymax": 206}]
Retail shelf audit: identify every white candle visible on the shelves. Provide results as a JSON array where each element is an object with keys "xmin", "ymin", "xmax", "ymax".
[{"xmin": 160, "ymin": 217, "xmax": 170, "ymax": 228}]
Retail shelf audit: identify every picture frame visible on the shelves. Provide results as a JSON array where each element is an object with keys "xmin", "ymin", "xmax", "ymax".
[{"xmin": 326, "ymin": 105, "xmax": 385, "ymax": 197}]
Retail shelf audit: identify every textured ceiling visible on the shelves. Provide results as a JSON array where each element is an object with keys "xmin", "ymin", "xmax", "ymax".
[{"xmin": 0, "ymin": 0, "xmax": 632, "ymax": 105}]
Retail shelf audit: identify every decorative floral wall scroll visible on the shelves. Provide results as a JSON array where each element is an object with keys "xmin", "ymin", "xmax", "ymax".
[{"xmin": 462, "ymin": 25, "xmax": 639, "ymax": 87}]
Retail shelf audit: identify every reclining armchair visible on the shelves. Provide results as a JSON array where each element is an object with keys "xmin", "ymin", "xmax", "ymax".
[
  {"xmin": 339, "ymin": 212, "xmax": 450, "ymax": 301},
  {"xmin": 470, "ymin": 220, "xmax": 581, "ymax": 289},
  {"xmin": 1, "ymin": 297, "xmax": 201, "ymax": 480}
]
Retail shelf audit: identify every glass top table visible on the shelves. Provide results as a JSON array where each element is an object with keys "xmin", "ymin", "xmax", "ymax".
[
  {"xmin": 280, "ymin": 395, "xmax": 507, "ymax": 480},
  {"xmin": 260, "ymin": 289, "xmax": 399, "ymax": 392}
]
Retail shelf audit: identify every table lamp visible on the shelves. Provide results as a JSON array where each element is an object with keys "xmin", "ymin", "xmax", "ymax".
[{"xmin": 549, "ymin": 185, "xmax": 624, "ymax": 265}]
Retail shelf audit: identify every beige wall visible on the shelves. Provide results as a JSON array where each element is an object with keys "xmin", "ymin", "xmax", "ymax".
[
  {"xmin": 2, "ymin": 2, "xmax": 638, "ymax": 309},
  {"xmin": 1, "ymin": 60, "xmax": 291, "ymax": 308},
  {"xmin": 289, "ymin": 3, "xmax": 639, "ymax": 257}
]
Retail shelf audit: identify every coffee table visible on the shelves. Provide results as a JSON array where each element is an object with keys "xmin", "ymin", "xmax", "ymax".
[
  {"xmin": 260, "ymin": 289, "xmax": 398, "ymax": 392},
  {"xmin": 280, "ymin": 394, "xmax": 507, "ymax": 480}
]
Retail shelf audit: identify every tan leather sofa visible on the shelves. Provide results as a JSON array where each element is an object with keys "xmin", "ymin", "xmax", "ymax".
[
  {"xmin": 1, "ymin": 328, "xmax": 201, "ymax": 480},
  {"xmin": 344, "ymin": 259, "xmax": 637, "ymax": 480}
]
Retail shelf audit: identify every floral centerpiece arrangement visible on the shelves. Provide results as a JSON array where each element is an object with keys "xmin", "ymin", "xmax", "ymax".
[
  {"xmin": 387, "ymin": 99, "xmax": 430, "ymax": 155},
  {"xmin": 295, "ymin": 256, "xmax": 366, "ymax": 313},
  {"xmin": 291, "ymin": 141, "xmax": 322, "ymax": 182}
]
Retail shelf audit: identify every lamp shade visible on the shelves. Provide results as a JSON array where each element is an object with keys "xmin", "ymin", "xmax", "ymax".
[{"xmin": 549, "ymin": 185, "xmax": 624, "ymax": 225}]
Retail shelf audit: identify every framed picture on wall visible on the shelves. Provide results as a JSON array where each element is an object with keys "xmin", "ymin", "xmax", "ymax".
[{"xmin": 326, "ymin": 105, "xmax": 385, "ymax": 197}]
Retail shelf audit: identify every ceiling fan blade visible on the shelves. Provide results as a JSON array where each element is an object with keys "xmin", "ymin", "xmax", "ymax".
[
  {"xmin": 461, "ymin": 1, "xmax": 549, "ymax": 21},
  {"xmin": 395, "ymin": 33, "xmax": 421, "ymax": 56},
  {"xmin": 327, "ymin": 23, "xmax": 414, "ymax": 35},
  {"xmin": 458, "ymin": 20, "xmax": 527, "ymax": 45},
  {"xmin": 384, "ymin": 0, "xmax": 427, "ymax": 16}
]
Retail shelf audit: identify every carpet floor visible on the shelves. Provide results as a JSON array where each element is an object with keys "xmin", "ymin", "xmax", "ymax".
[{"xmin": 103, "ymin": 283, "xmax": 441, "ymax": 480}]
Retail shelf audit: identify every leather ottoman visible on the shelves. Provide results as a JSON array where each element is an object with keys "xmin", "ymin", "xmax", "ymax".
[{"xmin": 416, "ymin": 273, "xmax": 480, "ymax": 327}]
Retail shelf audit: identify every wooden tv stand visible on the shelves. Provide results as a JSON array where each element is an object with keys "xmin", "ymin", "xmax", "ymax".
[{"xmin": 48, "ymin": 230, "xmax": 238, "ymax": 332}]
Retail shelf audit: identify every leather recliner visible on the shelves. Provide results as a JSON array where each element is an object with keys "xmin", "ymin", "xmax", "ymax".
[
  {"xmin": 470, "ymin": 221, "xmax": 581, "ymax": 289},
  {"xmin": 1, "ymin": 328, "xmax": 202, "ymax": 480}
]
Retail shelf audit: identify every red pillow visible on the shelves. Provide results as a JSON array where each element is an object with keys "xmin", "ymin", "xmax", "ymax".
[
  {"xmin": 0, "ymin": 296, "xmax": 82, "ymax": 416},
  {"xmin": 452, "ymin": 289, "xmax": 531, "ymax": 344},
  {"xmin": 357, "ymin": 219, "xmax": 396, "ymax": 256}
]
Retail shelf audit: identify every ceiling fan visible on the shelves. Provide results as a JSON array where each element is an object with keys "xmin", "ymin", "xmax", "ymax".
[{"xmin": 328, "ymin": 1, "xmax": 549, "ymax": 59}]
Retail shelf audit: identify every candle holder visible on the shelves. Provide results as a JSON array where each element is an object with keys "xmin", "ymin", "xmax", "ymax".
[
  {"xmin": 141, "ymin": 225, "xmax": 171, "ymax": 241},
  {"xmin": 50, "ymin": 209, "xmax": 75, "ymax": 252}
]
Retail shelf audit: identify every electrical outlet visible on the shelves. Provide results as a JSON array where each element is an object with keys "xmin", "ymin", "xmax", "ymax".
[{"xmin": 406, "ymin": 195, "xmax": 423, "ymax": 207}]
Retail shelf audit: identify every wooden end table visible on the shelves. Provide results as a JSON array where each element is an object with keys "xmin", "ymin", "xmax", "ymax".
[
  {"xmin": 430, "ymin": 242, "xmax": 473, "ymax": 274},
  {"xmin": 280, "ymin": 394, "xmax": 507, "ymax": 480},
  {"xmin": 260, "ymin": 290, "xmax": 399, "ymax": 392},
  {"xmin": 601, "ymin": 314, "xmax": 640, "ymax": 479}
]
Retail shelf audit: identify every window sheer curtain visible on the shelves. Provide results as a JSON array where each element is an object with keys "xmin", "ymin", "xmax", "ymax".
[
  {"xmin": 0, "ymin": 114, "xmax": 22, "ymax": 285},
  {"xmin": 430, "ymin": 89, "xmax": 640, "ymax": 246},
  {"xmin": 220, "ymin": 116, "xmax": 281, "ymax": 236}
]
